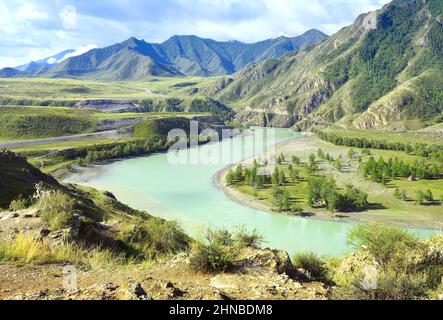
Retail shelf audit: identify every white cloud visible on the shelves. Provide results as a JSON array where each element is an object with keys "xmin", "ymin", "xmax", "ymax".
[
  {"xmin": 46, "ymin": 57, "xmax": 57, "ymax": 64},
  {"xmin": 60, "ymin": 44, "xmax": 98, "ymax": 61},
  {"xmin": 0, "ymin": 0, "xmax": 393, "ymax": 68},
  {"xmin": 15, "ymin": 3, "xmax": 47, "ymax": 21},
  {"xmin": 0, "ymin": 57, "xmax": 20, "ymax": 69}
]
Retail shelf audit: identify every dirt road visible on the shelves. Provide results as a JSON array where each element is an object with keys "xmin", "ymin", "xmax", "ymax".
[{"xmin": 0, "ymin": 130, "xmax": 127, "ymax": 150}]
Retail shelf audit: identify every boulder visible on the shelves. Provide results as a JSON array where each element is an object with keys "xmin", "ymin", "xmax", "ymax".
[
  {"xmin": 39, "ymin": 228, "xmax": 51, "ymax": 238},
  {"xmin": 241, "ymin": 248, "xmax": 295, "ymax": 276},
  {"xmin": 334, "ymin": 252, "xmax": 378, "ymax": 286},
  {"xmin": 125, "ymin": 282, "xmax": 151, "ymax": 301}
]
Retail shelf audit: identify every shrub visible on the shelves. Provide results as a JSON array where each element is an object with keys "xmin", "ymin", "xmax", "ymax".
[
  {"xmin": 293, "ymin": 252, "xmax": 329, "ymax": 282},
  {"xmin": 394, "ymin": 187, "xmax": 408, "ymax": 201},
  {"xmin": 416, "ymin": 189, "xmax": 435, "ymax": 205},
  {"xmin": 344, "ymin": 185, "xmax": 369, "ymax": 210},
  {"xmin": 189, "ymin": 228, "xmax": 238, "ymax": 274},
  {"xmin": 348, "ymin": 224, "xmax": 421, "ymax": 270},
  {"xmin": 9, "ymin": 196, "xmax": 30, "ymax": 212},
  {"xmin": 328, "ymin": 226, "xmax": 443, "ymax": 300},
  {"xmin": 331, "ymin": 271, "xmax": 429, "ymax": 300},
  {"xmin": 234, "ymin": 225, "xmax": 265, "ymax": 248},
  {"xmin": 207, "ymin": 228, "xmax": 235, "ymax": 247},
  {"xmin": 189, "ymin": 243, "xmax": 236, "ymax": 274},
  {"xmin": 290, "ymin": 204, "xmax": 303, "ymax": 214},
  {"xmin": 36, "ymin": 191, "xmax": 77, "ymax": 230},
  {"xmin": 225, "ymin": 169, "xmax": 235, "ymax": 186},
  {"xmin": 119, "ymin": 220, "xmax": 189, "ymax": 260},
  {"xmin": 348, "ymin": 149, "xmax": 356, "ymax": 159}
]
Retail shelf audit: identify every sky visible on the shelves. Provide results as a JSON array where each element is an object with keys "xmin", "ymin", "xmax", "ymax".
[{"xmin": 0, "ymin": 0, "xmax": 391, "ymax": 68}]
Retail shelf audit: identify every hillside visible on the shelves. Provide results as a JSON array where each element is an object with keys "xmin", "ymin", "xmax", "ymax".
[
  {"xmin": 208, "ymin": 0, "xmax": 443, "ymax": 130},
  {"xmin": 47, "ymin": 38, "xmax": 183, "ymax": 80},
  {"xmin": 0, "ymin": 150, "xmax": 61, "ymax": 208},
  {"xmin": 0, "ymin": 150, "xmax": 329, "ymax": 301},
  {"xmin": 0, "ymin": 107, "xmax": 97, "ymax": 140},
  {"xmin": 0, "ymin": 30, "xmax": 327, "ymax": 80}
]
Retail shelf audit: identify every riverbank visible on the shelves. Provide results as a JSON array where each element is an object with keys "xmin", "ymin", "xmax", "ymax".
[
  {"xmin": 213, "ymin": 134, "xmax": 443, "ymax": 231},
  {"xmin": 55, "ymin": 127, "xmax": 244, "ymax": 181}
]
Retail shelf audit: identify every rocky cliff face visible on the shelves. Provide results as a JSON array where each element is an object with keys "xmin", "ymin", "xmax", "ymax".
[
  {"xmin": 234, "ymin": 111, "xmax": 301, "ymax": 128},
  {"xmin": 75, "ymin": 100, "xmax": 137, "ymax": 113}
]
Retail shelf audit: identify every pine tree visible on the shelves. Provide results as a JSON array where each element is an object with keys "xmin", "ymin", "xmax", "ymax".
[
  {"xmin": 280, "ymin": 153, "xmax": 286, "ymax": 163},
  {"xmin": 348, "ymin": 148, "xmax": 356, "ymax": 159},
  {"xmin": 235, "ymin": 165, "xmax": 243, "ymax": 182},
  {"xmin": 394, "ymin": 187, "xmax": 402, "ymax": 199},
  {"xmin": 272, "ymin": 167, "xmax": 280, "ymax": 186},
  {"xmin": 292, "ymin": 155, "xmax": 301, "ymax": 166},
  {"xmin": 278, "ymin": 170, "xmax": 286, "ymax": 186},
  {"xmin": 226, "ymin": 169, "xmax": 235, "ymax": 186},
  {"xmin": 334, "ymin": 159, "xmax": 342, "ymax": 171}
]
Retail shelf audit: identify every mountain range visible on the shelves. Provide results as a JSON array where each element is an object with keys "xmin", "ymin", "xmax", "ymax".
[
  {"xmin": 1, "ymin": 29, "xmax": 327, "ymax": 80},
  {"xmin": 1, "ymin": 0, "xmax": 441, "ymax": 132},
  {"xmin": 209, "ymin": 0, "xmax": 443, "ymax": 130},
  {"xmin": 14, "ymin": 49, "xmax": 75, "ymax": 73}
]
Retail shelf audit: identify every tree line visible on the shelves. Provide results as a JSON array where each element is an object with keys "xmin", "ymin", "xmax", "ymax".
[
  {"xmin": 316, "ymin": 131, "xmax": 443, "ymax": 163},
  {"xmin": 80, "ymin": 138, "xmax": 170, "ymax": 164},
  {"xmin": 394, "ymin": 187, "xmax": 443, "ymax": 206},
  {"xmin": 360, "ymin": 156, "xmax": 440, "ymax": 184},
  {"xmin": 226, "ymin": 155, "xmax": 370, "ymax": 214},
  {"xmin": 307, "ymin": 176, "xmax": 369, "ymax": 213}
]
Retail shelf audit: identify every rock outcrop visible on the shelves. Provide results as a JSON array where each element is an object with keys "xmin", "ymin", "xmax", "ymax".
[{"xmin": 74, "ymin": 100, "xmax": 136, "ymax": 113}]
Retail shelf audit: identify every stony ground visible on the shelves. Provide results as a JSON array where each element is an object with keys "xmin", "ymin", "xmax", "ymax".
[
  {"xmin": 0, "ymin": 208, "xmax": 327, "ymax": 301},
  {"xmin": 0, "ymin": 251, "xmax": 327, "ymax": 301}
]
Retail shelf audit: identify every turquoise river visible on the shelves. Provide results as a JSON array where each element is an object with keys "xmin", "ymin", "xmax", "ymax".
[{"xmin": 66, "ymin": 128, "xmax": 442, "ymax": 257}]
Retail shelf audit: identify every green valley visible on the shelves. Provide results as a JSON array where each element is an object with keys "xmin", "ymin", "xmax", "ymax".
[
  {"xmin": 0, "ymin": 77, "xmax": 217, "ymax": 102},
  {"xmin": 0, "ymin": 0, "xmax": 442, "ymax": 303}
]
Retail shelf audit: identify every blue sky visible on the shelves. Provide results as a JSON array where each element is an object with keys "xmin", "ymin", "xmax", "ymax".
[{"xmin": 0, "ymin": 0, "xmax": 390, "ymax": 68}]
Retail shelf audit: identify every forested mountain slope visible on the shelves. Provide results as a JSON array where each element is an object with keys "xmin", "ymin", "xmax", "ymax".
[{"xmin": 208, "ymin": 0, "xmax": 443, "ymax": 130}]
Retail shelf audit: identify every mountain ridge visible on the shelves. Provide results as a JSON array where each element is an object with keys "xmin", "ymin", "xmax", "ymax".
[
  {"xmin": 14, "ymin": 49, "xmax": 75, "ymax": 73},
  {"xmin": 0, "ymin": 30, "xmax": 328, "ymax": 80}
]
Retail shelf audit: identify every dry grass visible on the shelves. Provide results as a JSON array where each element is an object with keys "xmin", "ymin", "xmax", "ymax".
[{"xmin": 0, "ymin": 234, "xmax": 128, "ymax": 269}]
